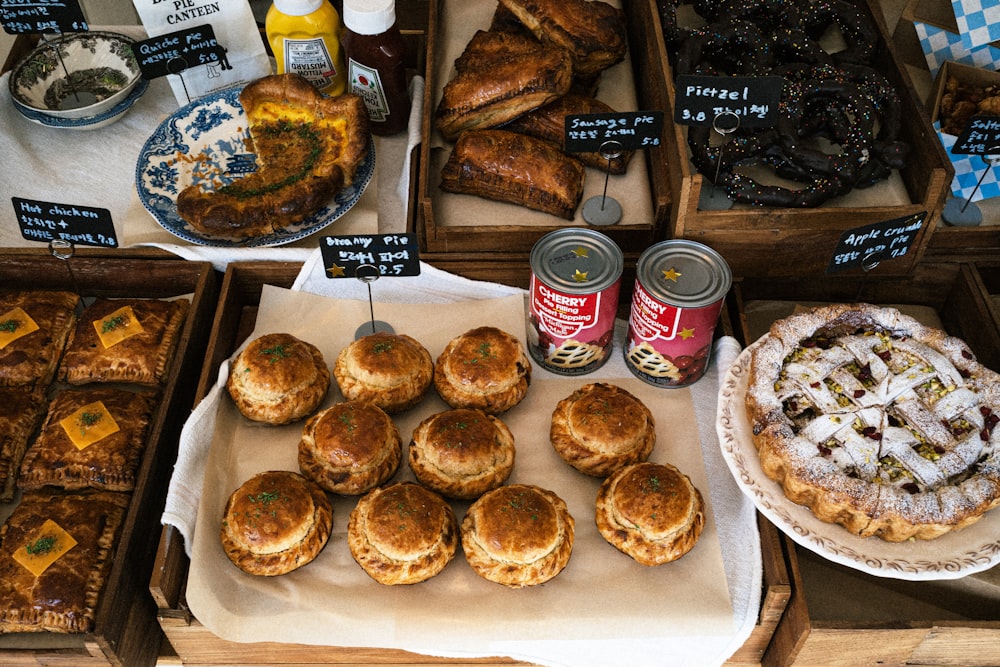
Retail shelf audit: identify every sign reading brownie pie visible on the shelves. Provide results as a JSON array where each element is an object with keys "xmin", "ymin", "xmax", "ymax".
[{"xmin": 745, "ymin": 303, "xmax": 1000, "ymax": 542}]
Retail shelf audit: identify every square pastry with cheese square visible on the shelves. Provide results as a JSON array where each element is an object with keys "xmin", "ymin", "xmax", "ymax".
[
  {"xmin": 0, "ymin": 290, "xmax": 79, "ymax": 389},
  {"xmin": 57, "ymin": 297, "xmax": 189, "ymax": 386},
  {"xmin": 0, "ymin": 489, "xmax": 129, "ymax": 633},
  {"xmin": 19, "ymin": 387, "xmax": 157, "ymax": 493},
  {"xmin": 0, "ymin": 386, "xmax": 48, "ymax": 502}
]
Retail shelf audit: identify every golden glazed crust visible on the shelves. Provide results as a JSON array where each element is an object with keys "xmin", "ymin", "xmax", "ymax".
[
  {"xmin": 550, "ymin": 382, "xmax": 656, "ymax": 477},
  {"xmin": 177, "ymin": 74, "xmax": 370, "ymax": 240},
  {"xmin": 58, "ymin": 297, "xmax": 188, "ymax": 387},
  {"xmin": 746, "ymin": 303, "xmax": 1000, "ymax": 542},
  {"xmin": 0, "ymin": 490, "xmax": 129, "ymax": 634},
  {"xmin": 434, "ymin": 326, "xmax": 531, "ymax": 415},
  {"xmin": 0, "ymin": 387, "xmax": 47, "ymax": 502},
  {"xmin": 298, "ymin": 401, "xmax": 402, "ymax": 495},
  {"xmin": 595, "ymin": 462, "xmax": 705, "ymax": 565},
  {"xmin": 408, "ymin": 408, "xmax": 516, "ymax": 499},
  {"xmin": 0, "ymin": 289, "xmax": 79, "ymax": 389},
  {"xmin": 220, "ymin": 470, "xmax": 333, "ymax": 576},
  {"xmin": 227, "ymin": 333, "xmax": 330, "ymax": 425},
  {"xmin": 461, "ymin": 483, "xmax": 574, "ymax": 588},
  {"xmin": 348, "ymin": 482, "xmax": 458, "ymax": 585},
  {"xmin": 19, "ymin": 387, "xmax": 156, "ymax": 493},
  {"xmin": 333, "ymin": 332, "xmax": 433, "ymax": 414}
]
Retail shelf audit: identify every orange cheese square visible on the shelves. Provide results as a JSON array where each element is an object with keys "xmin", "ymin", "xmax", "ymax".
[
  {"xmin": 59, "ymin": 400, "xmax": 120, "ymax": 450},
  {"xmin": 93, "ymin": 305, "xmax": 143, "ymax": 348},
  {"xmin": 0, "ymin": 307, "xmax": 40, "ymax": 350},
  {"xmin": 12, "ymin": 519, "xmax": 78, "ymax": 577}
]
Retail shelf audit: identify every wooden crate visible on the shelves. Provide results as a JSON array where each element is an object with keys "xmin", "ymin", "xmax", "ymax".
[
  {"xmin": 149, "ymin": 260, "xmax": 789, "ymax": 666},
  {"xmin": 0, "ymin": 251, "xmax": 218, "ymax": 667},
  {"xmin": 655, "ymin": 0, "xmax": 953, "ymax": 278},
  {"xmin": 414, "ymin": 0, "xmax": 671, "ymax": 255},
  {"xmin": 726, "ymin": 262, "xmax": 1000, "ymax": 666}
]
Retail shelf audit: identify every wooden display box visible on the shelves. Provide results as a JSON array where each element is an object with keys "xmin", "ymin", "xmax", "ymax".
[
  {"xmin": 149, "ymin": 261, "xmax": 789, "ymax": 666},
  {"xmin": 655, "ymin": 0, "xmax": 953, "ymax": 278},
  {"xmin": 0, "ymin": 251, "xmax": 218, "ymax": 667},
  {"xmin": 414, "ymin": 0, "xmax": 671, "ymax": 255},
  {"xmin": 727, "ymin": 262, "xmax": 1000, "ymax": 666}
]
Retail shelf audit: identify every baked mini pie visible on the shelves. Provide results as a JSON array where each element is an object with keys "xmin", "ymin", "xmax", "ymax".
[
  {"xmin": 19, "ymin": 387, "xmax": 157, "ymax": 493},
  {"xmin": 0, "ymin": 289, "xmax": 79, "ymax": 389},
  {"xmin": 0, "ymin": 489, "xmax": 129, "ymax": 633},
  {"xmin": 58, "ymin": 297, "xmax": 189, "ymax": 386},
  {"xmin": 334, "ymin": 331, "xmax": 434, "ymax": 414},
  {"xmin": 0, "ymin": 387, "xmax": 47, "ymax": 502},
  {"xmin": 434, "ymin": 326, "xmax": 531, "ymax": 414},
  {"xmin": 227, "ymin": 332, "xmax": 330, "ymax": 425},
  {"xmin": 408, "ymin": 408, "xmax": 515, "ymax": 499},
  {"xmin": 595, "ymin": 462, "xmax": 705, "ymax": 565},
  {"xmin": 221, "ymin": 470, "xmax": 333, "ymax": 576},
  {"xmin": 461, "ymin": 483, "xmax": 574, "ymax": 588},
  {"xmin": 348, "ymin": 481, "xmax": 458, "ymax": 585},
  {"xmin": 746, "ymin": 303, "xmax": 1000, "ymax": 542},
  {"xmin": 298, "ymin": 401, "xmax": 402, "ymax": 495},
  {"xmin": 550, "ymin": 382, "xmax": 656, "ymax": 477}
]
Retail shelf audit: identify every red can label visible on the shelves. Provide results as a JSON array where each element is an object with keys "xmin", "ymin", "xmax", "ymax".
[
  {"xmin": 528, "ymin": 274, "xmax": 620, "ymax": 375},
  {"xmin": 624, "ymin": 281, "xmax": 722, "ymax": 387}
]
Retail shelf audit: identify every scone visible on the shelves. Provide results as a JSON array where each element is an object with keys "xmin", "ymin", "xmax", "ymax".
[
  {"xmin": 408, "ymin": 408, "xmax": 515, "ymax": 499},
  {"xmin": 348, "ymin": 482, "xmax": 458, "ymax": 585},
  {"xmin": 434, "ymin": 326, "xmax": 531, "ymax": 414},
  {"xmin": 227, "ymin": 332, "xmax": 330, "ymax": 425},
  {"xmin": 595, "ymin": 462, "xmax": 705, "ymax": 566},
  {"xmin": 461, "ymin": 483, "xmax": 574, "ymax": 588},
  {"xmin": 298, "ymin": 401, "xmax": 402, "ymax": 495},
  {"xmin": 220, "ymin": 470, "xmax": 333, "ymax": 576},
  {"xmin": 333, "ymin": 332, "xmax": 433, "ymax": 413},
  {"xmin": 550, "ymin": 383, "xmax": 656, "ymax": 477}
]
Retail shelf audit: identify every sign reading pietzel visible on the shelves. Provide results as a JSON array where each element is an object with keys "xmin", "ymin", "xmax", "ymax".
[
  {"xmin": 13, "ymin": 197, "xmax": 118, "ymax": 248},
  {"xmin": 674, "ymin": 74, "xmax": 782, "ymax": 128},
  {"xmin": 826, "ymin": 213, "xmax": 927, "ymax": 274},
  {"xmin": 320, "ymin": 234, "xmax": 420, "ymax": 279},
  {"xmin": 564, "ymin": 111, "xmax": 663, "ymax": 153},
  {"xmin": 132, "ymin": 24, "xmax": 226, "ymax": 79},
  {"xmin": 0, "ymin": 0, "xmax": 87, "ymax": 34}
]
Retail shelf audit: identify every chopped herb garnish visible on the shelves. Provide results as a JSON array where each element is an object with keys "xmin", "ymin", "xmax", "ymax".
[
  {"xmin": 372, "ymin": 340, "xmax": 395, "ymax": 354},
  {"xmin": 101, "ymin": 314, "xmax": 128, "ymax": 333},
  {"xmin": 0, "ymin": 319, "xmax": 19, "ymax": 333},
  {"xmin": 25, "ymin": 535, "xmax": 57, "ymax": 556},
  {"xmin": 260, "ymin": 344, "xmax": 291, "ymax": 363}
]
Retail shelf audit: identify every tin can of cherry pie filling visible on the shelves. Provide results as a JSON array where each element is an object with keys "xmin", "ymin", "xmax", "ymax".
[
  {"xmin": 528, "ymin": 228, "xmax": 623, "ymax": 375},
  {"xmin": 625, "ymin": 240, "xmax": 731, "ymax": 387}
]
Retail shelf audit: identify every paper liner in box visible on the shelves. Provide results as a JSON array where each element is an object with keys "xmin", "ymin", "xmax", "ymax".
[
  {"xmin": 915, "ymin": 20, "xmax": 1000, "ymax": 76},
  {"xmin": 953, "ymin": 0, "xmax": 1000, "ymax": 50}
]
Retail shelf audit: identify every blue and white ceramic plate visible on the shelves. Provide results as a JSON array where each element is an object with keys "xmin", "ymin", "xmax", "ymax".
[
  {"xmin": 135, "ymin": 84, "xmax": 375, "ymax": 248},
  {"xmin": 13, "ymin": 77, "xmax": 148, "ymax": 131}
]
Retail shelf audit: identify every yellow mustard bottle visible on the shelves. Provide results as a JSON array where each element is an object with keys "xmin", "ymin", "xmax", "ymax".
[{"xmin": 266, "ymin": 0, "xmax": 347, "ymax": 96}]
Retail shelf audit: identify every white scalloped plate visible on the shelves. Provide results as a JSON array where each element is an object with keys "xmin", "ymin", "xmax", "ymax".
[{"xmin": 716, "ymin": 337, "xmax": 1000, "ymax": 581}]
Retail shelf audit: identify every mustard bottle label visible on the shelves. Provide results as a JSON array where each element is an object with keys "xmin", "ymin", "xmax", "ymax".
[{"xmin": 284, "ymin": 38, "xmax": 339, "ymax": 91}]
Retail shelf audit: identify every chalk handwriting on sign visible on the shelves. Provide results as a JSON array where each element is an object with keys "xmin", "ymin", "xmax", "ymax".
[
  {"xmin": 13, "ymin": 197, "xmax": 118, "ymax": 248},
  {"xmin": 674, "ymin": 75, "xmax": 782, "ymax": 128},
  {"xmin": 826, "ymin": 212, "xmax": 927, "ymax": 274},
  {"xmin": 320, "ymin": 234, "xmax": 421, "ymax": 279},
  {"xmin": 951, "ymin": 114, "xmax": 1000, "ymax": 155},
  {"xmin": 133, "ymin": 24, "xmax": 228, "ymax": 79},
  {"xmin": 564, "ymin": 111, "xmax": 663, "ymax": 152},
  {"xmin": 0, "ymin": 0, "xmax": 87, "ymax": 34}
]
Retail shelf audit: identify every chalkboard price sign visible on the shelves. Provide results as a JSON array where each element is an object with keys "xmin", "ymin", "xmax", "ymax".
[
  {"xmin": 132, "ymin": 24, "xmax": 228, "ymax": 79},
  {"xmin": 826, "ymin": 212, "xmax": 927, "ymax": 274},
  {"xmin": 1, "ymin": 0, "xmax": 87, "ymax": 34},
  {"xmin": 13, "ymin": 197, "xmax": 118, "ymax": 248},
  {"xmin": 950, "ymin": 114, "xmax": 1000, "ymax": 155},
  {"xmin": 564, "ymin": 111, "xmax": 663, "ymax": 153},
  {"xmin": 320, "ymin": 234, "xmax": 420, "ymax": 279},
  {"xmin": 674, "ymin": 74, "xmax": 782, "ymax": 128}
]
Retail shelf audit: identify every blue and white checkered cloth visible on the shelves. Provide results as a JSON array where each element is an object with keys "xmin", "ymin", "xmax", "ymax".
[
  {"xmin": 915, "ymin": 20, "xmax": 1000, "ymax": 77},
  {"xmin": 954, "ymin": 0, "xmax": 1000, "ymax": 50},
  {"xmin": 936, "ymin": 121, "xmax": 1000, "ymax": 202}
]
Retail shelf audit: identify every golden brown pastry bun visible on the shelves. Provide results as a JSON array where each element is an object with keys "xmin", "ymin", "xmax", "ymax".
[
  {"xmin": 461, "ymin": 483, "xmax": 574, "ymax": 588},
  {"xmin": 227, "ymin": 333, "xmax": 330, "ymax": 425},
  {"xmin": 298, "ymin": 401, "xmax": 402, "ymax": 495},
  {"xmin": 333, "ymin": 332, "xmax": 433, "ymax": 413},
  {"xmin": 434, "ymin": 326, "xmax": 531, "ymax": 414},
  {"xmin": 220, "ymin": 470, "xmax": 333, "ymax": 576},
  {"xmin": 595, "ymin": 462, "xmax": 705, "ymax": 566},
  {"xmin": 348, "ymin": 482, "xmax": 458, "ymax": 585},
  {"xmin": 408, "ymin": 408, "xmax": 515, "ymax": 499},
  {"xmin": 550, "ymin": 382, "xmax": 655, "ymax": 477}
]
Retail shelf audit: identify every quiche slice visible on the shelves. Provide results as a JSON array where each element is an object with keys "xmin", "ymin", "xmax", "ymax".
[{"xmin": 177, "ymin": 73, "xmax": 370, "ymax": 240}]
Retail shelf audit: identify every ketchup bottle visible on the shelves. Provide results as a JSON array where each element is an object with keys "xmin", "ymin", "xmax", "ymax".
[{"xmin": 341, "ymin": 0, "xmax": 410, "ymax": 135}]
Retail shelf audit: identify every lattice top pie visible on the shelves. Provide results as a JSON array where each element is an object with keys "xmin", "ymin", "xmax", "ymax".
[{"xmin": 746, "ymin": 303, "xmax": 1000, "ymax": 542}]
